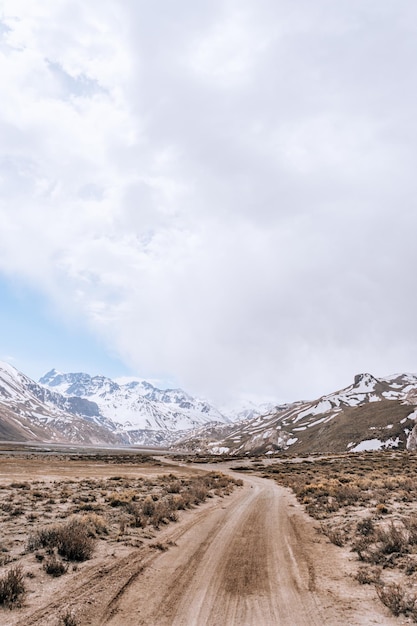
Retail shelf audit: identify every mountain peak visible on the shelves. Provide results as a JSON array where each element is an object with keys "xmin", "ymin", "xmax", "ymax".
[
  {"xmin": 39, "ymin": 368, "xmax": 231, "ymax": 435},
  {"xmin": 0, "ymin": 361, "xmax": 19, "ymax": 375},
  {"xmin": 39, "ymin": 368, "xmax": 61, "ymax": 382},
  {"xmin": 353, "ymin": 373, "xmax": 379, "ymax": 390}
]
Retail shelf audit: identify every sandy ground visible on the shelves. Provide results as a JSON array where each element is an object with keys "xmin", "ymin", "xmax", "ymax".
[
  {"xmin": 102, "ymin": 471, "xmax": 399, "ymax": 626},
  {"xmin": 0, "ymin": 455, "xmax": 189, "ymax": 483},
  {"xmin": 0, "ymin": 456, "xmax": 405, "ymax": 626}
]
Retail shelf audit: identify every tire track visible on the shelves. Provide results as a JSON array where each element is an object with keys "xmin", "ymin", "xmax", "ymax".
[{"xmin": 104, "ymin": 476, "xmax": 323, "ymax": 626}]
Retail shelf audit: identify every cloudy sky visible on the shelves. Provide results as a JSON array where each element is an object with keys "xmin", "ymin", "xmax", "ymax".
[{"xmin": 1, "ymin": 1, "xmax": 417, "ymax": 405}]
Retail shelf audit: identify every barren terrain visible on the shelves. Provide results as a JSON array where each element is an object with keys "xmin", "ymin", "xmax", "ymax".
[
  {"xmin": 0, "ymin": 450, "xmax": 403, "ymax": 625},
  {"xmin": 255, "ymin": 451, "xmax": 417, "ymax": 622}
]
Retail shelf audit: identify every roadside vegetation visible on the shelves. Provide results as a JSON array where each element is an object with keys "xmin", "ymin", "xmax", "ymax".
[
  {"xmin": 250, "ymin": 450, "xmax": 417, "ymax": 622},
  {"xmin": 0, "ymin": 453, "xmax": 241, "ymax": 617}
]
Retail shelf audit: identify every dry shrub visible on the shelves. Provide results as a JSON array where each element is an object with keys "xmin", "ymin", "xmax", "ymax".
[
  {"xmin": 142, "ymin": 496, "xmax": 155, "ymax": 517},
  {"xmin": 150, "ymin": 501, "xmax": 170, "ymax": 528},
  {"xmin": 376, "ymin": 522, "xmax": 409, "ymax": 556},
  {"xmin": 352, "ymin": 535, "xmax": 373, "ymax": 561},
  {"xmin": 60, "ymin": 609, "xmax": 78, "ymax": 626},
  {"xmin": 10, "ymin": 482, "xmax": 30, "ymax": 490},
  {"xmin": 125, "ymin": 502, "xmax": 147, "ymax": 528},
  {"xmin": 43, "ymin": 554, "xmax": 67, "ymax": 577},
  {"xmin": 56, "ymin": 519, "xmax": 95, "ymax": 561},
  {"xmin": 80, "ymin": 513, "xmax": 108, "ymax": 536},
  {"xmin": 188, "ymin": 482, "xmax": 209, "ymax": 504},
  {"xmin": 178, "ymin": 491, "xmax": 193, "ymax": 509},
  {"xmin": 151, "ymin": 542, "xmax": 168, "ymax": 551},
  {"xmin": 403, "ymin": 516, "xmax": 417, "ymax": 545},
  {"xmin": 27, "ymin": 526, "xmax": 61, "ymax": 551},
  {"xmin": 165, "ymin": 494, "xmax": 186, "ymax": 511},
  {"xmin": 157, "ymin": 498, "xmax": 179, "ymax": 523},
  {"xmin": 403, "ymin": 557, "xmax": 417, "ymax": 576},
  {"xmin": 357, "ymin": 517, "xmax": 375, "ymax": 537},
  {"xmin": 376, "ymin": 583, "xmax": 406, "ymax": 617},
  {"xmin": 107, "ymin": 489, "xmax": 136, "ymax": 507},
  {"xmin": 0, "ymin": 566, "xmax": 26, "ymax": 608},
  {"xmin": 355, "ymin": 566, "xmax": 381, "ymax": 585},
  {"xmin": 166, "ymin": 480, "xmax": 181, "ymax": 494},
  {"xmin": 353, "ymin": 522, "xmax": 409, "ymax": 566},
  {"xmin": 321, "ymin": 524, "xmax": 345, "ymax": 547},
  {"xmin": 28, "ymin": 518, "xmax": 95, "ymax": 562}
]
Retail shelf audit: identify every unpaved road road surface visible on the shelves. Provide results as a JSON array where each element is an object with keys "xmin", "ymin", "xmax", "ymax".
[
  {"xmin": 16, "ymin": 469, "xmax": 398, "ymax": 626},
  {"xmin": 102, "ymin": 472, "xmax": 396, "ymax": 626}
]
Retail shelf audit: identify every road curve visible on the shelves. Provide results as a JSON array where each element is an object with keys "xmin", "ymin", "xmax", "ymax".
[{"xmin": 104, "ymin": 474, "xmax": 323, "ymax": 626}]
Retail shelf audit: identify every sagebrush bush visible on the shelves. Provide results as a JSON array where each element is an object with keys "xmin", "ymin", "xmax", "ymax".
[
  {"xmin": 376, "ymin": 522, "xmax": 409, "ymax": 556},
  {"xmin": 28, "ymin": 518, "xmax": 95, "ymax": 562},
  {"xmin": 355, "ymin": 566, "xmax": 381, "ymax": 585},
  {"xmin": 166, "ymin": 480, "xmax": 181, "ymax": 493},
  {"xmin": 142, "ymin": 496, "xmax": 155, "ymax": 517},
  {"xmin": 27, "ymin": 526, "xmax": 60, "ymax": 551},
  {"xmin": 321, "ymin": 525, "xmax": 345, "ymax": 547},
  {"xmin": 403, "ymin": 516, "xmax": 417, "ymax": 545},
  {"xmin": 80, "ymin": 513, "xmax": 108, "ymax": 536},
  {"xmin": 43, "ymin": 554, "xmax": 67, "ymax": 577},
  {"xmin": 376, "ymin": 583, "xmax": 406, "ymax": 616},
  {"xmin": 190, "ymin": 483, "xmax": 209, "ymax": 504},
  {"xmin": 357, "ymin": 517, "xmax": 375, "ymax": 537},
  {"xmin": 60, "ymin": 609, "xmax": 78, "ymax": 626},
  {"xmin": 56, "ymin": 519, "xmax": 95, "ymax": 561},
  {"xmin": 0, "ymin": 566, "xmax": 26, "ymax": 607}
]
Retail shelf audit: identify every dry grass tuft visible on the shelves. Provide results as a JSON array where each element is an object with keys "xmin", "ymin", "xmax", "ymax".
[
  {"xmin": 0, "ymin": 453, "xmax": 242, "ymax": 618},
  {"xmin": 0, "ymin": 566, "xmax": 26, "ymax": 608},
  {"xmin": 43, "ymin": 553, "xmax": 68, "ymax": 577},
  {"xmin": 252, "ymin": 450, "xmax": 417, "ymax": 621}
]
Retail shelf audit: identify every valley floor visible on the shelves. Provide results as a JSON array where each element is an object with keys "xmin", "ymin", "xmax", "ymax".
[
  {"xmin": 103, "ymin": 470, "xmax": 399, "ymax": 626},
  {"xmin": 0, "ymin": 453, "xmax": 400, "ymax": 626}
]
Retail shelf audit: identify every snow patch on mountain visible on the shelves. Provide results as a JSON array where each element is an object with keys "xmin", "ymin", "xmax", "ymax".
[
  {"xmin": 39, "ymin": 369, "xmax": 230, "ymax": 434},
  {"xmin": 179, "ymin": 372, "xmax": 417, "ymax": 455},
  {"xmin": 0, "ymin": 361, "xmax": 120, "ymax": 444},
  {"xmin": 220, "ymin": 399, "xmax": 280, "ymax": 423}
]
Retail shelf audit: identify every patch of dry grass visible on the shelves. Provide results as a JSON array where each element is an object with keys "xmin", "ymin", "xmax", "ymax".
[
  {"xmin": 0, "ymin": 454, "xmax": 242, "ymax": 615},
  {"xmin": 253, "ymin": 450, "xmax": 417, "ymax": 622},
  {"xmin": 0, "ymin": 566, "xmax": 25, "ymax": 607}
]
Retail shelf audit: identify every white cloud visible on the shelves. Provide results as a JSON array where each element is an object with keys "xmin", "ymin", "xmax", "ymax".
[{"xmin": 1, "ymin": 1, "xmax": 417, "ymax": 403}]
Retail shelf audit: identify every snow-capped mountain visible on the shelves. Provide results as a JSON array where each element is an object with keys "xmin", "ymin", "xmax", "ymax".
[
  {"xmin": 219, "ymin": 399, "xmax": 281, "ymax": 423},
  {"xmin": 0, "ymin": 361, "xmax": 120, "ymax": 444},
  {"xmin": 39, "ymin": 369, "xmax": 230, "ymax": 438},
  {"xmin": 5, "ymin": 362, "xmax": 417, "ymax": 455},
  {"xmin": 0, "ymin": 362, "xmax": 275, "ymax": 447},
  {"xmin": 178, "ymin": 373, "xmax": 417, "ymax": 455}
]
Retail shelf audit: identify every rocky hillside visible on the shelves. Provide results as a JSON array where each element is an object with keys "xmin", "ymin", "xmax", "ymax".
[
  {"xmin": 0, "ymin": 362, "xmax": 275, "ymax": 447},
  {"xmin": 0, "ymin": 362, "xmax": 120, "ymax": 444},
  {"xmin": 39, "ymin": 369, "xmax": 232, "ymax": 445},
  {"xmin": 176, "ymin": 373, "xmax": 417, "ymax": 455}
]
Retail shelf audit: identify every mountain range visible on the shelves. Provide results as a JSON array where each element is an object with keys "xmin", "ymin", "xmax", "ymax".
[
  {"xmin": 0, "ymin": 361, "xmax": 118, "ymax": 444},
  {"xmin": 1, "ymin": 361, "xmax": 417, "ymax": 455},
  {"xmin": 0, "ymin": 362, "xmax": 273, "ymax": 446},
  {"xmin": 177, "ymin": 373, "xmax": 417, "ymax": 455},
  {"xmin": 39, "ymin": 368, "xmax": 233, "ymax": 444}
]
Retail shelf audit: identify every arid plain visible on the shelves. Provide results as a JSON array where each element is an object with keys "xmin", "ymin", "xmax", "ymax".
[{"xmin": 0, "ymin": 446, "xmax": 413, "ymax": 625}]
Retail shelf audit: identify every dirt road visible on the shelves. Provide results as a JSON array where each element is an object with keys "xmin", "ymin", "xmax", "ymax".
[
  {"xmin": 14, "ymin": 469, "xmax": 397, "ymax": 626},
  {"xmin": 102, "ymin": 473, "xmax": 317, "ymax": 625},
  {"xmin": 102, "ymin": 472, "xmax": 396, "ymax": 626}
]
